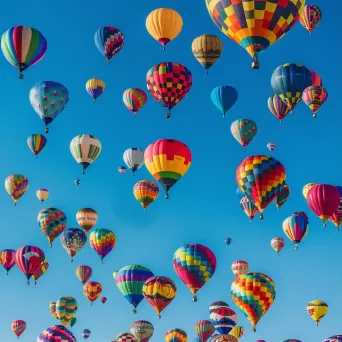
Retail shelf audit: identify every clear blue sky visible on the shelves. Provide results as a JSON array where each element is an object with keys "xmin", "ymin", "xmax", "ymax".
[{"xmin": 0, "ymin": 0, "xmax": 341, "ymax": 341}]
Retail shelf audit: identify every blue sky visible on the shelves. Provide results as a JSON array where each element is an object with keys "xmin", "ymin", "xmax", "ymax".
[{"xmin": 0, "ymin": 0, "xmax": 341, "ymax": 341}]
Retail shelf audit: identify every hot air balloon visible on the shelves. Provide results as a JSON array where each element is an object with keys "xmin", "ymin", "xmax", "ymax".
[
  {"xmin": 36, "ymin": 188, "xmax": 49, "ymax": 203},
  {"xmin": 231, "ymin": 260, "xmax": 249, "ymax": 277},
  {"xmin": 116, "ymin": 333, "xmax": 137, "ymax": 342},
  {"xmin": 5, "ymin": 174, "xmax": 29, "ymax": 206},
  {"xmin": 115, "ymin": 264, "xmax": 154, "ymax": 313},
  {"xmin": 306, "ymin": 300, "xmax": 328, "ymax": 326},
  {"xmin": 195, "ymin": 320, "xmax": 215, "ymax": 342},
  {"xmin": 27, "ymin": 134, "xmax": 47, "ymax": 158},
  {"xmin": 32, "ymin": 257, "xmax": 49, "ymax": 284},
  {"xmin": 271, "ymin": 63, "xmax": 312, "ymax": 112},
  {"xmin": 229, "ymin": 326, "xmax": 244, "ymax": 340},
  {"xmin": 37, "ymin": 208, "xmax": 67, "ymax": 247},
  {"xmin": 165, "ymin": 329, "xmax": 187, "ymax": 342},
  {"xmin": 133, "ymin": 180, "xmax": 159, "ymax": 210},
  {"xmin": 267, "ymin": 142, "xmax": 276, "ymax": 152},
  {"xmin": 94, "ymin": 26, "xmax": 124, "ymax": 63},
  {"xmin": 283, "ymin": 212, "xmax": 309, "ymax": 250},
  {"xmin": 209, "ymin": 301, "xmax": 229, "ymax": 314},
  {"xmin": 273, "ymin": 184, "xmax": 290, "ymax": 211},
  {"xmin": 302, "ymin": 86, "xmax": 328, "ymax": 118},
  {"xmin": 49, "ymin": 302, "xmax": 58, "ymax": 319},
  {"xmin": 123, "ymin": 148, "xmax": 145, "ymax": 175},
  {"xmin": 329, "ymin": 212, "xmax": 342, "ymax": 231},
  {"xmin": 56, "ymin": 296, "xmax": 78, "ymax": 327},
  {"xmin": 192, "ymin": 35, "xmax": 223, "ymax": 73},
  {"xmin": 37, "ymin": 325, "xmax": 76, "ymax": 342},
  {"xmin": 130, "ymin": 320, "xmax": 154, "ymax": 342},
  {"xmin": 307, "ymin": 184, "xmax": 340, "ymax": 226},
  {"xmin": 0, "ymin": 249, "xmax": 16, "ymax": 275},
  {"xmin": 205, "ymin": 1, "xmax": 305, "ymax": 69},
  {"xmin": 1, "ymin": 26, "xmax": 47, "ymax": 78},
  {"xmin": 75, "ymin": 179, "xmax": 81, "ymax": 186},
  {"xmin": 12, "ymin": 320, "xmax": 26, "ymax": 338},
  {"xmin": 29, "ymin": 81, "xmax": 69, "ymax": 133},
  {"xmin": 101, "ymin": 297, "xmax": 107, "ymax": 304},
  {"xmin": 70, "ymin": 134, "xmax": 102, "ymax": 174},
  {"xmin": 323, "ymin": 336, "xmax": 342, "ymax": 342},
  {"xmin": 240, "ymin": 196, "xmax": 259, "ymax": 222},
  {"xmin": 303, "ymin": 183, "xmax": 316, "ymax": 199},
  {"xmin": 146, "ymin": 62, "xmax": 192, "ymax": 118},
  {"xmin": 173, "ymin": 244, "xmax": 216, "ymax": 301},
  {"xmin": 146, "ymin": 8, "xmax": 183, "ymax": 49},
  {"xmin": 210, "ymin": 306, "xmax": 238, "ymax": 334},
  {"xmin": 225, "ymin": 238, "xmax": 232, "ymax": 245},
  {"xmin": 300, "ymin": 5, "xmax": 322, "ymax": 34},
  {"xmin": 89, "ymin": 229, "xmax": 116, "ymax": 263},
  {"xmin": 86, "ymin": 78, "xmax": 105, "ymax": 101},
  {"xmin": 76, "ymin": 208, "xmax": 98, "ymax": 234},
  {"xmin": 231, "ymin": 272, "xmax": 276, "ymax": 331},
  {"xmin": 60, "ymin": 228, "xmax": 87, "ymax": 262},
  {"xmin": 75, "ymin": 265, "xmax": 92, "ymax": 285},
  {"xmin": 236, "ymin": 155, "xmax": 286, "ymax": 219},
  {"xmin": 211, "ymin": 86, "xmax": 238, "ymax": 118},
  {"xmin": 145, "ymin": 139, "xmax": 192, "ymax": 199},
  {"xmin": 123, "ymin": 88, "xmax": 147, "ymax": 117},
  {"xmin": 311, "ymin": 70, "xmax": 323, "ymax": 86},
  {"xmin": 211, "ymin": 335, "xmax": 238, "ymax": 342},
  {"xmin": 271, "ymin": 238, "xmax": 285, "ymax": 255},
  {"xmin": 118, "ymin": 166, "xmax": 127, "ymax": 174},
  {"xmin": 69, "ymin": 317, "xmax": 76, "ymax": 328},
  {"xmin": 142, "ymin": 276, "xmax": 177, "ymax": 318},
  {"xmin": 83, "ymin": 329, "xmax": 91, "ymax": 339},
  {"xmin": 231, "ymin": 119, "xmax": 257, "ymax": 151},
  {"xmin": 268, "ymin": 94, "xmax": 291, "ymax": 123},
  {"xmin": 83, "ymin": 281, "xmax": 102, "ymax": 305}
]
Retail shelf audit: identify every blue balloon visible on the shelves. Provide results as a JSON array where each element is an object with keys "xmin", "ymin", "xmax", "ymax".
[{"xmin": 211, "ymin": 86, "xmax": 238, "ymax": 117}]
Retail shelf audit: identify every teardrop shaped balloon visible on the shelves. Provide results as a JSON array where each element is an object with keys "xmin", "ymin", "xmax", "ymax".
[
  {"xmin": 56, "ymin": 296, "xmax": 78, "ymax": 327},
  {"xmin": 231, "ymin": 119, "xmax": 257, "ymax": 151},
  {"xmin": 32, "ymin": 257, "xmax": 49, "ymax": 284},
  {"xmin": 130, "ymin": 320, "xmax": 154, "ymax": 342},
  {"xmin": 83, "ymin": 329, "xmax": 91, "ymax": 339},
  {"xmin": 123, "ymin": 148, "xmax": 145, "ymax": 175},
  {"xmin": 240, "ymin": 196, "xmax": 259, "ymax": 222},
  {"xmin": 270, "ymin": 238, "xmax": 285, "ymax": 255},
  {"xmin": 133, "ymin": 180, "xmax": 159, "ymax": 210},
  {"xmin": 60, "ymin": 228, "xmax": 87, "ymax": 261},
  {"xmin": 0, "ymin": 249, "xmax": 16, "ymax": 275},
  {"xmin": 283, "ymin": 212, "xmax": 309, "ymax": 250},
  {"xmin": 211, "ymin": 86, "xmax": 238, "ymax": 118},
  {"xmin": 268, "ymin": 94, "xmax": 290, "ymax": 123},
  {"xmin": 303, "ymin": 183, "xmax": 316, "ymax": 199},
  {"xmin": 86, "ymin": 78, "xmax": 105, "ymax": 101},
  {"xmin": 89, "ymin": 229, "xmax": 116, "ymax": 263},
  {"xmin": 123, "ymin": 88, "xmax": 147, "ymax": 117},
  {"xmin": 300, "ymin": 5, "xmax": 322, "ymax": 34},
  {"xmin": 12, "ymin": 320, "xmax": 26, "ymax": 338},
  {"xmin": 306, "ymin": 300, "xmax": 328, "ymax": 326},
  {"xmin": 210, "ymin": 307, "xmax": 238, "ymax": 334},
  {"xmin": 231, "ymin": 260, "xmax": 249, "ymax": 277},
  {"xmin": 273, "ymin": 184, "xmax": 290, "ymax": 211},
  {"xmin": 27, "ymin": 134, "xmax": 47, "ymax": 158},
  {"xmin": 101, "ymin": 296, "xmax": 107, "ymax": 304},
  {"xmin": 36, "ymin": 188, "xmax": 49, "ymax": 203},
  {"xmin": 302, "ymin": 86, "xmax": 328, "ymax": 118},
  {"xmin": 329, "ymin": 212, "xmax": 342, "ymax": 231},
  {"xmin": 5, "ymin": 174, "xmax": 29, "ymax": 206},
  {"xmin": 83, "ymin": 281, "xmax": 102, "ymax": 305},
  {"xmin": 165, "ymin": 329, "xmax": 187, "ymax": 342},
  {"xmin": 29, "ymin": 81, "xmax": 69, "ymax": 133},
  {"xmin": 76, "ymin": 208, "xmax": 98, "ymax": 234},
  {"xmin": 118, "ymin": 166, "xmax": 127, "ymax": 174},
  {"xmin": 37, "ymin": 325, "xmax": 76, "ymax": 342},
  {"xmin": 267, "ymin": 142, "xmax": 276, "ymax": 152},
  {"xmin": 49, "ymin": 302, "xmax": 58, "ymax": 319},
  {"xmin": 195, "ymin": 320, "xmax": 215, "ymax": 342}
]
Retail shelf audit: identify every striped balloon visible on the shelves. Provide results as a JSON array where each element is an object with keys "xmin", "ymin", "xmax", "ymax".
[
  {"xmin": 86, "ymin": 78, "xmax": 105, "ymax": 101},
  {"xmin": 49, "ymin": 302, "xmax": 58, "ymax": 319},
  {"xmin": 37, "ymin": 325, "xmax": 76, "ymax": 342},
  {"xmin": 133, "ymin": 180, "xmax": 159, "ymax": 210},
  {"xmin": 36, "ymin": 188, "xmax": 49, "ymax": 203},
  {"xmin": 210, "ymin": 307, "xmax": 238, "ymax": 334},
  {"xmin": 123, "ymin": 88, "xmax": 147, "ymax": 117},
  {"xmin": 89, "ymin": 229, "xmax": 116, "ymax": 263},
  {"xmin": 302, "ymin": 86, "xmax": 328, "ymax": 117},
  {"xmin": 56, "ymin": 296, "xmax": 78, "ymax": 327},
  {"xmin": 165, "ymin": 329, "xmax": 187, "ymax": 342},
  {"xmin": 27, "ymin": 134, "xmax": 47, "ymax": 158},
  {"xmin": 230, "ymin": 119, "xmax": 257, "ymax": 150},
  {"xmin": 195, "ymin": 320, "xmax": 215, "ymax": 342},
  {"xmin": 268, "ymin": 94, "xmax": 290, "ymax": 123},
  {"xmin": 75, "ymin": 265, "xmax": 93, "ymax": 284},
  {"xmin": 5, "ymin": 174, "xmax": 29, "ymax": 205},
  {"xmin": 130, "ymin": 320, "xmax": 154, "ymax": 342},
  {"xmin": 0, "ymin": 249, "xmax": 16, "ymax": 274},
  {"xmin": 32, "ymin": 257, "xmax": 49, "ymax": 284},
  {"xmin": 76, "ymin": 208, "xmax": 98, "ymax": 234}
]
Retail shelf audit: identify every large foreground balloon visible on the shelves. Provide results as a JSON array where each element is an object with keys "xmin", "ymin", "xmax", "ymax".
[
  {"xmin": 210, "ymin": 306, "xmax": 238, "ymax": 334},
  {"xmin": 231, "ymin": 272, "xmax": 276, "ymax": 331},
  {"xmin": 306, "ymin": 300, "xmax": 328, "ymax": 326},
  {"xmin": 211, "ymin": 86, "xmax": 238, "ymax": 118},
  {"xmin": 123, "ymin": 148, "xmax": 145, "ymax": 175},
  {"xmin": 12, "ymin": 320, "xmax": 26, "ymax": 338},
  {"xmin": 231, "ymin": 119, "xmax": 257, "ymax": 151},
  {"xmin": 1, "ymin": 26, "xmax": 47, "ymax": 78},
  {"xmin": 283, "ymin": 212, "xmax": 309, "ymax": 250},
  {"xmin": 29, "ymin": 81, "xmax": 69, "ymax": 133},
  {"xmin": 300, "ymin": 5, "xmax": 322, "ymax": 34},
  {"xmin": 27, "ymin": 134, "xmax": 47, "ymax": 158},
  {"xmin": 60, "ymin": 228, "xmax": 87, "ymax": 261},
  {"xmin": 205, "ymin": 0, "xmax": 305, "ymax": 69},
  {"xmin": 89, "ymin": 229, "xmax": 116, "ymax": 263},
  {"xmin": 302, "ymin": 86, "xmax": 328, "ymax": 118},
  {"xmin": 130, "ymin": 320, "xmax": 154, "ymax": 342},
  {"xmin": 146, "ymin": 62, "xmax": 192, "ymax": 118},
  {"xmin": 83, "ymin": 281, "xmax": 102, "ymax": 305},
  {"xmin": 86, "ymin": 78, "xmax": 105, "ymax": 101},
  {"xmin": 37, "ymin": 325, "xmax": 76, "ymax": 342},
  {"xmin": 236, "ymin": 155, "xmax": 286, "ymax": 218},
  {"xmin": 173, "ymin": 244, "xmax": 216, "ymax": 301},
  {"xmin": 56, "ymin": 296, "xmax": 78, "ymax": 327},
  {"xmin": 76, "ymin": 208, "xmax": 98, "ymax": 234},
  {"xmin": 195, "ymin": 320, "xmax": 215, "ymax": 342},
  {"xmin": 0, "ymin": 249, "xmax": 16, "ymax": 274},
  {"xmin": 144, "ymin": 139, "xmax": 192, "ymax": 199},
  {"xmin": 5, "ymin": 174, "xmax": 29, "ymax": 205},
  {"xmin": 133, "ymin": 180, "xmax": 159, "ymax": 210},
  {"xmin": 123, "ymin": 89, "xmax": 147, "ymax": 117},
  {"xmin": 165, "ymin": 329, "xmax": 187, "ymax": 342},
  {"xmin": 268, "ymin": 94, "xmax": 290, "ymax": 123}
]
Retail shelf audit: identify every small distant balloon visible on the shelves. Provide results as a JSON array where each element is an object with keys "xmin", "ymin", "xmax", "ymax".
[
  {"xmin": 37, "ymin": 188, "xmax": 49, "ymax": 203},
  {"xmin": 86, "ymin": 78, "xmax": 105, "ymax": 101},
  {"xmin": 27, "ymin": 134, "xmax": 47, "ymax": 158},
  {"xmin": 75, "ymin": 179, "xmax": 81, "ymax": 186},
  {"xmin": 118, "ymin": 166, "xmax": 127, "ymax": 174}
]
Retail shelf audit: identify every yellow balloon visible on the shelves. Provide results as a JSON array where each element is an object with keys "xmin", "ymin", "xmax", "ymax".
[
  {"xmin": 36, "ymin": 188, "xmax": 49, "ymax": 202},
  {"xmin": 229, "ymin": 326, "xmax": 244, "ymax": 340},
  {"xmin": 303, "ymin": 183, "xmax": 316, "ymax": 199},
  {"xmin": 113, "ymin": 270, "xmax": 118, "ymax": 278},
  {"xmin": 146, "ymin": 8, "xmax": 183, "ymax": 49},
  {"xmin": 306, "ymin": 300, "xmax": 328, "ymax": 325}
]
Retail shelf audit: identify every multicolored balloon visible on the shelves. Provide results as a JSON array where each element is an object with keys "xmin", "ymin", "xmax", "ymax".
[
  {"xmin": 211, "ymin": 86, "xmax": 238, "ymax": 118},
  {"xmin": 306, "ymin": 300, "xmax": 328, "ymax": 326},
  {"xmin": 271, "ymin": 238, "xmax": 285, "ymax": 255},
  {"xmin": 89, "ymin": 229, "xmax": 116, "ymax": 263},
  {"xmin": 283, "ymin": 212, "xmax": 309, "ymax": 250},
  {"xmin": 268, "ymin": 94, "xmax": 290, "ymax": 123},
  {"xmin": 165, "ymin": 329, "xmax": 187, "ymax": 342},
  {"xmin": 56, "ymin": 296, "xmax": 78, "ymax": 327},
  {"xmin": 116, "ymin": 332, "xmax": 137, "ymax": 342},
  {"xmin": 231, "ymin": 119, "xmax": 257, "ymax": 151},
  {"xmin": 5, "ymin": 174, "xmax": 29, "ymax": 206},
  {"xmin": 323, "ymin": 336, "xmax": 342, "ymax": 342},
  {"xmin": 302, "ymin": 86, "xmax": 328, "ymax": 118},
  {"xmin": 267, "ymin": 142, "xmax": 276, "ymax": 152},
  {"xmin": 49, "ymin": 302, "xmax": 58, "ymax": 319},
  {"xmin": 300, "ymin": 5, "xmax": 322, "ymax": 34},
  {"xmin": 329, "ymin": 212, "xmax": 342, "ymax": 231},
  {"xmin": 83, "ymin": 329, "xmax": 91, "ymax": 339},
  {"xmin": 101, "ymin": 297, "xmax": 107, "ymax": 304},
  {"xmin": 229, "ymin": 326, "xmax": 244, "ymax": 340},
  {"xmin": 60, "ymin": 228, "xmax": 87, "ymax": 261},
  {"xmin": 195, "ymin": 320, "xmax": 215, "ymax": 342},
  {"xmin": 76, "ymin": 208, "xmax": 98, "ymax": 234},
  {"xmin": 123, "ymin": 148, "xmax": 145, "ymax": 175},
  {"xmin": 210, "ymin": 307, "xmax": 238, "ymax": 334},
  {"xmin": 36, "ymin": 188, "xmax": 49, "ymax": 203},
  {"xmin": 231, "ymin": 260, "xmax": 249, "ymax": 277},
  {"xmin": 12, "ymin": 320, "xmax": 26, "ymax": 338},
  {"xmin": 27, "ymin": 134, "xmax": 47, "ymax": 158},
  {"xmin": 0, "ymin": 249, "xmax": 16, "ymax": 275},
  {"xmin": 86, "ymin": 78, "xmax": 105, "ymax": 101},
  {"xmin": 37, "ymin": 325, "xmax": 76, "ymax": 342},
  {"xmin": 133, "ymin": 180, "xmax": 159, "ymax": 210},
  {"xmin": 209, "ymin": 301, "xmax": 229, "ymax": 314},
  {"xmin": 32, "ymin": 257, "xmax": 49, "ymax": 284},
  {"xmin": 130, "ymin": 320, "xmax": 154, "ymax": 342},
  {"xmin": 123, "ymin": 88, "xmax": 147, "ymax": 117},
  {"xmin": 240, "ymin": 196, "xmax": 259, "ymax": 222},
  {"xmin": 303, "ymin": 183, "xmax": 316, "ymax": 199},
  {"xmin": 273, "ymin": 184, "xmax": 290, "ymax": 211},
  {"xmin": 83, "ymin": 281, "xmax": 102, "ymax": 305},
  {"xmin": 75, "ymin": 265, "xmax": 92, "ymax": 284}
]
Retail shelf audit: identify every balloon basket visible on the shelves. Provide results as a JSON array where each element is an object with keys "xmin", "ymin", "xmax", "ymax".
[{"xmin": 192, "ymin": 295, "xmax": 197, "ymax": 302}]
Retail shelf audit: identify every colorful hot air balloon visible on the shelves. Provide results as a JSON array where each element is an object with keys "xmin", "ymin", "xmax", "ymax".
[
  {"xmin": 329, "ymin": 212, "xmax": 342, "ymax": 231},
  {"xmin": 195, "ymin": 320, "xmax": 215, "ymax": 342},
  {"xmin": 115, "ymin": 265, "xmax": 154, "ymax": 313},
  {"xmin": 211, "ymin": 86, "xmax": 238, "ymax": 118},
  {"xmin": 267, "ymin": 142, "xmax": 276, "ymax": 152},
  {"xmin": 306, "ymin": 300, "xmax": 328, "ymax": 326},
  {"xmin": 56, "ymin": 296, "xmax": 78, "ymax": 327},
  {"xmin": 5, "ymin": 174, "xmax": 29, "ymax": 206},
  {"xmin": 300, "ymin": 5, "xmax": 322, "ymax": 34},
  {"xmin": 86, "ymin": 78, "xmax": 105, "ymax": 101},
  {"xmin": 49, "ymin": 302, "xmax": 58, "ymax": 319},
  {"xmin": 12, "ymin": 320, "xmax": 26, "ymax": 338},
  {"xmin": 144, "ymin": 139, "xmax": 192, "ymax": 199},
  {"xmin": 173, "ymin": 244, "xmax": 216, "ymax": 301},
  {"xmin": 1, "ymin": 26, "xmax": 47, "ymax": 78},
  {"xmin": 205, "ymin": 1, "xmax": 305, "ymax": 68},
  {"xmin": 268, "ymin": 94, "xmax": 291, "ymax": 123},
  {"xmin": 83, "ymin": 329, "xmax": 91, "ymax": 339},
  {"xmin": 133, "ymin": 180, "xmax": 159, "ymax": 210},
  {"xmin": 116, "ymin": 333, "xmax": 137, "ymax": 342},
  {"xmin": 70, "ymin": 134, "xmax": 102, "ymax": 174},
  {"xmin": 32, "ymin": 257, "xmax": 49, "ymax": 284},
  {"xmin": 231, "ymin": 272, "xmax": 276, "ymax": 331},
  {"xmin": 273, "ymin": 184, "xmax": 290, "ymax": 211},
  {"xmin": 123, "ymin": 88, "xmax": 147, "ymax": 117},
  {"xmin": 0, "ymin": 249, "xmax": 16, "ymax": 275},
  {"xmin": 271, "ymin": 63, "xmax": 312, "ymax": 112},
  {"xmin": 101, "ymin": 296, "xmax": 107, "ymax": 304},
  {"xmin": 323, "ymin": 336, "xmax": 342, "ymax": 342},
  {"xmin": 302, "ymin": 86, "xmax": 328, "ymax": 118},
  {"xmin": 236, "ymin": 155, "xmax": 286, "ymax": 219},
  {"xmin": 229, "ymin": 326, "xmax": 244, "ymax": 340},
  {"xmin": 146, "ymin": 62, "xmax": 192, "ymax": 118},
  {"xmin": 118, "ymin": 166, "xmax": 127, "ymax": 174},
  {"xmin": 311, "ymin": 70, "xmax": 323, "ymax": 86},
  {"xmin": 94, "ymin": 26, "xmax": 124, "ymax": 62},
  {"xmin": 146, "ymin": 8, "xmax": 183, "ymax": 49},
  {"xmin": 307, "ymin": 184, "xmax": 340, "ymax": 226},
  {"xmin": 27, "ymin": 134, "xmax": 47, "ymax": 158},
  {"xmin": 36, "ymin": 188, "xmax": 49, "ymax": 203},
  {"xmin": 60, "ymin": 228, "xmax": 87, "ymax": 262},
  {"xmin": 212, "ymin": 335, "xmax": 239, "ymax": 342},
  {"xmin": 231, "ymin": 119, "xmax": 258, "ymax": 151},
  {"xmin": 75, "ymin": 265, "xmax": 93, "ymax": 284},
  {"xmin": 83, "ymin": 281, "xmax": 102, "ymax": 305},
  {"xmin": 283, "ymin": 212, "xmax": 309, "ymax": 250},
  {"xmin": 209, "ymin": 301, "xmax": 230, "ymax": 314},
  {"xmin": 123, "ymin": 148, "xmax": 145, "ymax": 175},
  {"xmin": 76, "ymin": 208, "xmax": 98, "ymax": 234},
  {"xmin": 192, "ymin": 35, "xmax": 223, "ymax": 73},
  {"xmin": 130, "ymin": 320, "xmax": 154, "ymax": 342},
  {"xmin": 210, "ymin": 307, "xmax": 238, "ymax": 334},
  {"xmin": 142, "ymin": 276, "xmax": 177, "ymax": 318},
  {"xmin": 37, "ymin": 208, "xmax": 67, "ymax": 247},
  {"xmin": 271, "ymin": 238, "xmax": 285, "ymax": 255},
  {"xmin": 165, "ymin": 329, "xmax": 187, "ymax": 342},
  {"xmin": 240, "ymin": 196, "xmax": 259, "ymax": 222},
  {"xmin": 303, "ymin": 183, "xmax": 316, "ymax": 199},
  {"xmin": 37, "ymin": 325, "xmax": 76, "ymax": 342},
  {"xmin": 89, "ymin": 229, "xmax": 116, "ymax": 263},
  {"xmin": 231, "ymin": 260, "xmax": 249, "ymax": 278},
  {"xmin": 29, "ymin": 81, "xmax": 69, "ymax": 133}
]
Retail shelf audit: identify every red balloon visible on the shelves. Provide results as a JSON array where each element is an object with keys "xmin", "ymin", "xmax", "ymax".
[
  {"xmin": 101, "ymin": 296, "xmax": 107, "ymax": 304},
  {"xmin": 310, "ymin": 70, "xmax": 322, "ymax": 86},
  {"xmin": 12, "ymin": 320, "xmax": 26, "ymax": 338},
  {"xmin": 307, "ymin": 184, "xmax": 340, "ymax": 226}
]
